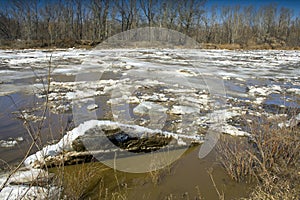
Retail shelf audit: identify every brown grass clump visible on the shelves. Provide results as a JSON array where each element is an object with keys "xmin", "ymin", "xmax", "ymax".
[
  {"xmin": 53, "ymin": 163, "xmax": 105, "ymax": 199},
  {"xmin": 217, "ymin": 115, "xmax": 300, "ymax": 199},
  {"xmin": 52, "ymin": 162, "xmax": 130, "ymax": 200}
]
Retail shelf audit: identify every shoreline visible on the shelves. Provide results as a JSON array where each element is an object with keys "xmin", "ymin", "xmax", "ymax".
[{"xmin": 1, "ymin": 41, "xmax": 300, "ymax": 51}]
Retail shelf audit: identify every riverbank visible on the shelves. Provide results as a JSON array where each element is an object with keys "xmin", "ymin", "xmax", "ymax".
[{"xmin": 1, "ymin": 39, "xmax": 300, "ymax": 50}]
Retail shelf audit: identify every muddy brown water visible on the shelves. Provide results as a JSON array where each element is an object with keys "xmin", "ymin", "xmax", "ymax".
[
  {"xmin": 0, "ymin": 92, "xmax": 72, "ymax": 167},
  {"xmin": 0, "ymin": 93, "xmax": 38, "ymax": 165},
  {"xmin": 0, "ymin": 75, "xmax": 75, "ymax": 168},
  {"xmin": 126, "ymin": 146, "xmax": 250, "ymax": 200},
  {"xmin": 55, "ymin": 146, "xmax": 250, "ymax": 200}
]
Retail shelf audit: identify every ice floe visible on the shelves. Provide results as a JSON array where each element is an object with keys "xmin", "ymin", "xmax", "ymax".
[
  {"xmin": 0, "ymin": 137, "xmax": 23, "ymax": 148},
  {"xmin": 286, "ymin": 88, "xmax": 300, "ymax": 95},
  {"xmin": 0, "ymin": 168, "xmax": 58, "ymax": 200},
  {"xmin": 140, "ymin": 93, "xmax": 169, "ymax": 102},
  {"xmin": 24, "ymin": 120, "xmax": 204, "ymax": 168},
  {"xmin": 254, "ymin": 97, "xmax": 266, "ymax": 104},
  {"xmin": 219, "ymin": 124, "xmax": 250, "ymax": 137},
  {"xmin": 170, "ymin": 105, "xmax": 199, "ymax": 115},
  {"xmin": 133, "ymin": 101, "xmax": 168, "ymax": 115},
  {"xmin": 247, "ymin": 85, "xmax": 282, "ymax": 97},
  {"xmin": 87, "ymin": 104, "xmax": 98, "ymax": 111},
  {"xmin": 0, "ymin": 140, "xmax": 17, "ymax": 148}
]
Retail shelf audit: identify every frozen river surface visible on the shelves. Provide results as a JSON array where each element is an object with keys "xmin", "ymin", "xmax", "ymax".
[{"xmin": 0, "ymin": 48, "xmax": 299, "ymax": 165}]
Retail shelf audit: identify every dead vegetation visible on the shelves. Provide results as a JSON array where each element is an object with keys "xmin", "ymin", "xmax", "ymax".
[{"xmin": 217, "ymin": 115, "xmax": 300, "ymax": 199}]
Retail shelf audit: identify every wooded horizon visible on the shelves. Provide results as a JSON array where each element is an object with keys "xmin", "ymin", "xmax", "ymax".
[{"xmin": 0, "ymin": 0, "xmax": 300, "ymax": 49}]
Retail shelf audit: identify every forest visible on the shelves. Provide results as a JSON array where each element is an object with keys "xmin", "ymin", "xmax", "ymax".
[{"xmin": 0, "ymin": 0, "xmax": 300, "ymax": 49}]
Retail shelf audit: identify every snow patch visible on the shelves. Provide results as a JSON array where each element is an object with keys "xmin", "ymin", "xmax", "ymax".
[{"xmin": 170, "ymin": 105, "xmax": 199, "ymax": 115}]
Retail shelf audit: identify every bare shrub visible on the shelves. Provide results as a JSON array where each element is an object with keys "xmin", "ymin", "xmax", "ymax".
[
  {"xmin": 217, "ymin": 115, "xmax": 300, "ymax": 199},
  {"xmin": 217, "ymin": 137, "xmax": 256, "ymax": 183},
  {"xmin": 243, "ymin": 178, "xmax": 299, "ymax": 200}
]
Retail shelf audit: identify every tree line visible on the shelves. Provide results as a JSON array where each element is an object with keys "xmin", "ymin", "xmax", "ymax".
[{"xmin": 0, "ymin": 0, "xmax": 300, "ymax": 48}]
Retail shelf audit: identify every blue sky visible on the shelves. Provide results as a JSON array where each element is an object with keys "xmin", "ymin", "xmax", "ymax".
[
  {"xmin": 0, "ymin": 0, "xmax": 299, "ymax": 16},
  {"xmin": 206, "ymin": 0, "xmax": 300, "ymax": 15}
]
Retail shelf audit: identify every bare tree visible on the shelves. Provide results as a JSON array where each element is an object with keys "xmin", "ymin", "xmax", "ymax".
[
  {"xmin": 288, "ymin": 17, "xmax": 300, "ymax": 47},
  {"xmin": 0, "ymin": 0, "xmax": 299, "ymax": 48},
  {"xmin": 177, "ymin": 0, "xmax": 205, "ymax": 35},
  {"xmin": 140, "ymin": 0, "xmax": 158, "ymax": 27},
  {"xmin": 262, "ymin": 4, "xmax": 277, "ymax": 37},
  {"xmin": 90, "ymin": 0, "xmax": 110, "ymax": 41},
  {"xmin": 278, "ymin": 7, "xmax": 292, "ymax": 41},
  {"xmin": 0, "ymin": 11, "xmax": 13, "ymax": 40},
  {"xmin": 115, "ymin": 0, "xmax": 138, "ymax": 32}
]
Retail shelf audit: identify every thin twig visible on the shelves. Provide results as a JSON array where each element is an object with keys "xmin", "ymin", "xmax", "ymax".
[{"xmin": 207, "ymin": 168, "xmax": 224, "ymax": 200}]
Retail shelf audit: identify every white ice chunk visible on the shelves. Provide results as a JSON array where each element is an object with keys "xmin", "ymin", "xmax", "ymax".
[
  {"xmin": 206, "ymin": 109, "xmax": 240, "ymax": 123},
  {"xmin": 0, "ymin": 140, "xmax": 17, "ymax": 148},
  {"xmin": 24, "ymin": 120, "xmax": 204, "ymax": 168},
  {"xmin": 170, "ymin": 105, "xmax": 199, "ymax": 115},
  {"xmin": 248, "ymin": 85, "xmax": 282, "ymax": 97},
  {"xmin": 287, "ymin": 88, "xmax": 300, "ymax": 95},
  {"xmin": 0, "ymin": 168, "xmax": 58, "ymax": 200},
  {"xmin": 87, "ymin": 104, "xmax": 98, "ymax": 111},
  {"xmin": 254, "ymin": 97, "xmax": 266, "ymax": 104},
  {"xmin": 220, "ymin": 124, "xmax": 250, "ymax": 137},
  {"xmin": 133, "ymin": 101, "xmax": 167, "ymax": 115},
  {"xmin": 177, "ymin": 138, "xmax": 187, "ymax": 146},
  {"xmin": 248, "ymin": 86, "xmax": 269, "ymax": 96}
]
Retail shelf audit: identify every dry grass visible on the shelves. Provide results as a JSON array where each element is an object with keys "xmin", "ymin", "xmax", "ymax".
[
  {"xmin": 51, "ymin": 162, "xmax": 131, "ymax": 200},
  {"xmin": 201, "ymin": 42, "xmax": 300, "ymax": 50},
  {"xmin": 243, "ymin": 179, "xmax": 299, "ymax": 200},
  {"xmin": 217, "ymin": 115, "xmax": 300, "ymax": 199},
  {"xmin": 148, "ymin": 154, "xmax": 173, "ymax": 186},
  {"xmin": 55, "ymin": 163, "xmax": 103, "ymax": 199}
]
